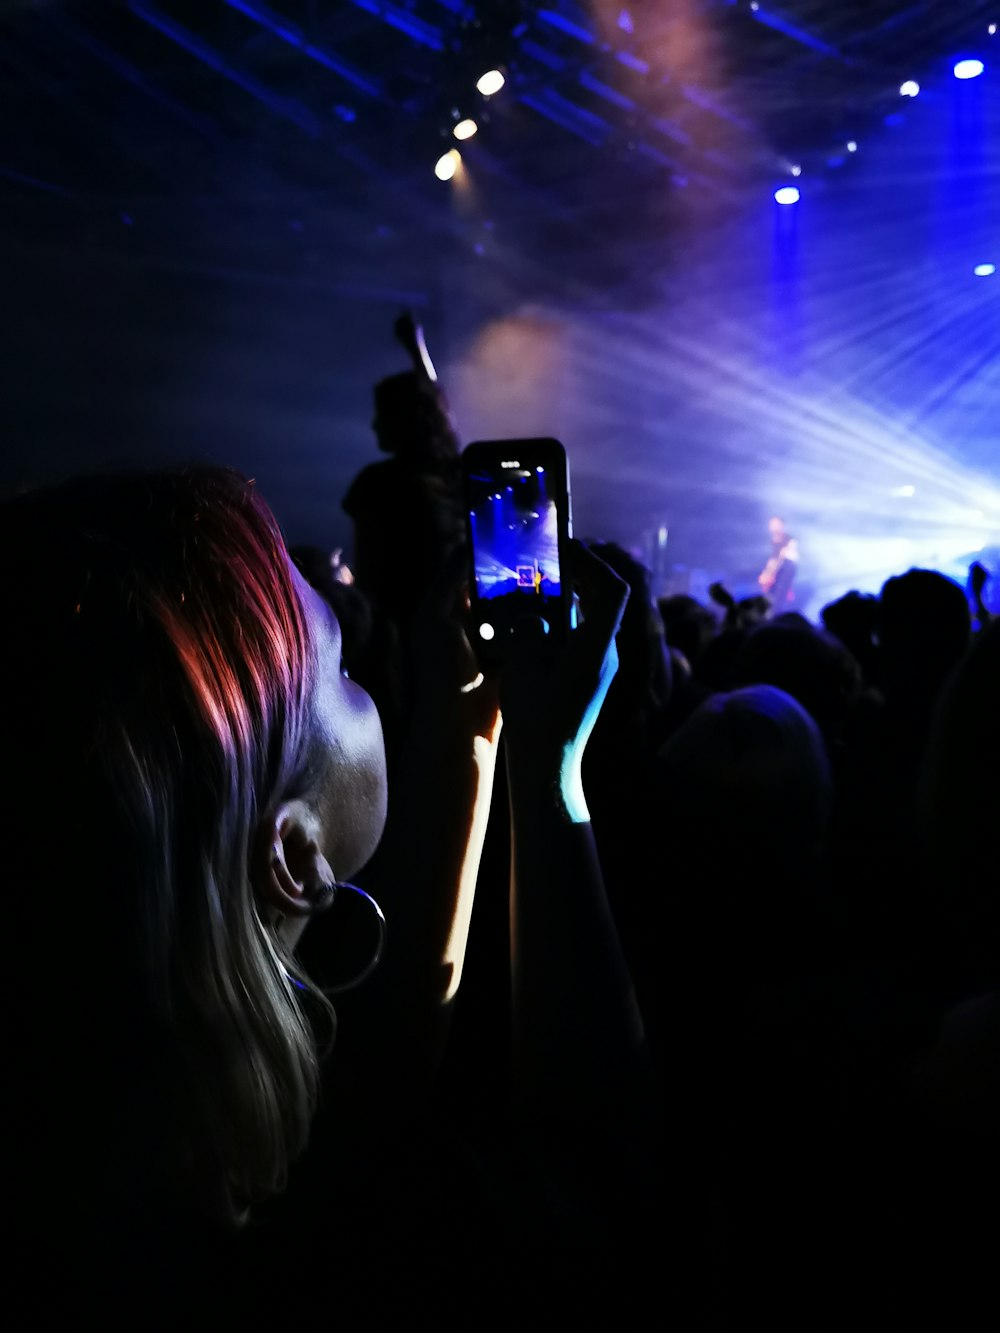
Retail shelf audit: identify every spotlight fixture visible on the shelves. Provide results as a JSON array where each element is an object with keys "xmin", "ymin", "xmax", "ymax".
[
  {"xmin": 989, "ymin": 23, "xmax": 997, "ymax": 35},
  {"xmin": 435, "ymin": 148, "xmax": 460, "ymax": 180},
  {"xmin": 974, "ymin": 262, "xmax": 996, "ymax": 276},
  {"xmin": 476, "ymin": 69, "xmax": 505, "ymax": 96},
  {"xmin": 899, "ymin": 80, "xmax": 920, "ymax": 97},
  {"xmin": 789, "ymin": 164, "xmax": 802, "ymax": 177},
  {"xmin": 954, "ymin": 59, "xmax": 985, "ymax": 79},
  {"xmin": 774, "ymin": 186, "xmax": 800, "ymax": 205},
  {"xmin": 453, "ymin": 118, "xmax": 478, "ymax": 140},
  {"xmin": 847, "ymin": 141, "xmax": 858, "ymax": 152}
]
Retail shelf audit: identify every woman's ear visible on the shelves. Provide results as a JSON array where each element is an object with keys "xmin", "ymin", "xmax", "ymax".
[{"xmin": 250, "ymin": 800, "xmax": 336, "ymax": 921}]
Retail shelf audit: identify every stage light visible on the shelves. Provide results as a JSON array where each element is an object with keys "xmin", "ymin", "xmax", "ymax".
[
  {"xmin": 476, "ymin": 69, "xmax": 505, "ymax": 96},
  {"xmin": 974, "ymin": 262, "xmax": 996, "ymax": 276},
  {"xmin": 899, "ymin": 80, "xmax": 920, "ymax": 97},
  {"xmin": 990, "ymin": 24, "xmax": 997, "ymax": 36},
  {"xmin": 847, "ymin": 141, "xmax": 858, "ymax": 153},
  {"xmin": 453, "ymin": 118, "xmax": 477, "ymax": 140},
  {"xmin": 789, "ymin": 164, "xmax": 802, "ymax": 176},
  {"xmin": 893, "ymin": 485, "xmax": 917, "ymax": 498},
  {"xmin": 434, "ymin": 148, "xmax": 460, "ymax": 180},
  {"xmin": 954, "ymin": 59, "xmax": 985, "ymax": 79},
  {"xmin": 774, "ymin": 186, "xmax": 800, "ymax": 205}
]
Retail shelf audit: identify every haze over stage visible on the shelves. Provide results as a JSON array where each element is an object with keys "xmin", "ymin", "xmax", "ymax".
[{"xmin": 1, "ymin": 2, "xmax": 996, "ymax": 616}]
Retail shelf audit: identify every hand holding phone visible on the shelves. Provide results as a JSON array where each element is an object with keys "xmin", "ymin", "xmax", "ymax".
[
  {"xmin": 460, "ymin": 438, "xmax": 574, "ymax": 664},
  {"xmin": 499, "ymin": 535, "xmax": 628, "ymax": 827}
]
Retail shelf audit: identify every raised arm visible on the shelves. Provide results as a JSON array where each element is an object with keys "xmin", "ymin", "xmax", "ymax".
[
  {"xmin": 500, "ymin": 540, "xmax": 652, "ymax": 1121},
  {"xmin": 394, "ymin": 309, "xmax": 438, "ymax": 384},
  {"xmin": 331, "ymin": 552, "xmax": 502, "ymax": 1093}
]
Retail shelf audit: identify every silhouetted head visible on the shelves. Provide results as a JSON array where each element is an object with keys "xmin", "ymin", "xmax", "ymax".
[
  {"xmin": 653, "ymin": 683, "xmax": 833, "ymax": 901},
  {"xmin": 658, "ymin": 594, "xmax": 719, "ymax": 670},
  {"xmin": 821, "ymin": 590, "xmax": 880, "ymax": 687},
  {"xmin": 372, "ymin": 371, "xmax": 459, "ymax": 460},
  {"xmin": 729, "ymin": 616, "xmax": 862, "ymax": 746},
  {"xmin": 879, "ymin": 568, "xmax": 971, "ymax": 714}
]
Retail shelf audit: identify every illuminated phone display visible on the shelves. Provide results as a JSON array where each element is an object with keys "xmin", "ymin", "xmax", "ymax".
[
  {"xmin": 462, "ymin": 439, "xmax": 571, "ymax": 659},
  {"xmin": 468, "ymin": 462, "xmax": 562, "ymax": 603}
]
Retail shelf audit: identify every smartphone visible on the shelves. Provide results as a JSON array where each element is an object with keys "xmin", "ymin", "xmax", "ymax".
[{"xmin": 461, "ymin": 437, "xmax": 574, "ymax": 662}]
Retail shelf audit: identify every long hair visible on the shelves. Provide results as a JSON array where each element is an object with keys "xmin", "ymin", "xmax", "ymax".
[{"xmin": 1, "ymin": 467, "xmax": 333, "ymax": 1226}]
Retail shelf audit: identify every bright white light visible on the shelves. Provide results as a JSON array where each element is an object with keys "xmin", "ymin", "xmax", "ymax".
[
  {"xmin": 434, "ymin": 148, "xmax": 460, "ymax": 180},
  {"xmin": 750, "ymin": 1, "xmax": 760, "ymax": 10},
  {"xmin": 476, "ymin": 69, "xmax": 505, "ymax": 96},
  {"xmin": 454, "ymin": 118, "xmax": 477, "ymax": 140},
  {"xmin": 974, "ymin": 262, "xmax": 996, "ymax": 276},
  {"xmin": 774, "ymin": 186, "xmax": 800, "ymax": 205},
  {"xmin": 847, "ymin": 140, "xmax": 858, "ymax": 152},
  {"xmin": 954, "ymin": 59, "xmax": 985, "ymax": 79},
  {"xmin": 899, "ymin": 80, "xmax": 920, "ymax": 97},
  {"xmin": 790, "ymin": 164, "xmax": 802, "ymax": 177},
  {"xmin": 478, "ymin": 623, "xmax": 495, "ymax": 641},
  {"xmin": 893, "ymin": 484, "xmax": 917, "ymax": 498},
  {"xmin": 990, "ymin": 23, "xmax": 997, "ymax": 35}
]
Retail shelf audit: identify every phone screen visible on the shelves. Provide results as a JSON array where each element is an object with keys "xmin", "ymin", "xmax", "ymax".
[{"xmin": 462, "ymin": 438, "xmax": 571, "ymax": 657}]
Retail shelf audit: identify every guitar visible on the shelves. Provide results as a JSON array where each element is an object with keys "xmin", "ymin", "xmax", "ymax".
[
  {"xmin": 758, "ymin": 538, "xmax": 799, "ymax": 596},
  {"xmin": 758, "ymin": 554, "xmax": 782, "ymax": 594}
]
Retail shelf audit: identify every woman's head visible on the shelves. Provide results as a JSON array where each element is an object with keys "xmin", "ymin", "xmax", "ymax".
[{"xmin": 0, "ymin": 466, "xmax": 386, "ymax": 1224}]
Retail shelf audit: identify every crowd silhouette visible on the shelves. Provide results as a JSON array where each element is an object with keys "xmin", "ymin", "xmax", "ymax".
[{"xmin": 2, "ymin": 311, "xmax": 997, "ymax": 1331}]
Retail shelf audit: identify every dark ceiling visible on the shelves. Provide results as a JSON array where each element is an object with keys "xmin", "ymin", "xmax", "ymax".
[{"xmin": 2, "ymin": 0, "xmax": 995, "ymax": 269}]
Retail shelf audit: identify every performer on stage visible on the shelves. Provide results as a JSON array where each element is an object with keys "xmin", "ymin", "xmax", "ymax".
[{"xmin": 758, "ymin": 515, "xmax": 799, "ymax": 607}]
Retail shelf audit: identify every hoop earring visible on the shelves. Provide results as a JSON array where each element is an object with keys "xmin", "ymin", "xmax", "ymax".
[{"xmin": 317, "ymin": 881, "xmax": 387, "ymax": 995}]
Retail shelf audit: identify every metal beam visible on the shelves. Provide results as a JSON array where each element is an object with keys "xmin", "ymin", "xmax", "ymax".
[
  {"xmin": 344, "ymin": 0, "xmax": 444, "ymax": 52},
  {"xmin": 748, "ymin": 3, "xmax": 842, "ymax": 61},
  {"xmin": 517, "ymin": 87, "xmax": 611, "ymax": 146},
  {"xmin": 0, "ymin": 165, "xmax": 73, "ymax": 197},
  {"xmin": 51, "ymin": 14, "xmax": 221, "ymax": 139},
  {"xmin": 128, "ymin": 1, "xmax": 323, "ymax": 136},
  {"xmin": 218, "ymin": 0, "xmax": 386, "ymax": 100}
]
